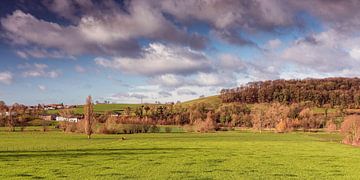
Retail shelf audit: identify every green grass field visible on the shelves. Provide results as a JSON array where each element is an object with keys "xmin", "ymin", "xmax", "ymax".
[
  {"xmin": 1, "ymin": 129, "xmax": 360, "ymax": 179},
  {"xmin": 181, "ymin": 95, "xmax": 222, "ymax": 107},
  {"xmin": 47, "ymin": 104, "xmax": 143, "ymax": 115}
]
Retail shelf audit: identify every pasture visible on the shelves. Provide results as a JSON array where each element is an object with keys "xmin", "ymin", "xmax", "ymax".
[
  {"xmin": 0, "ymin": 129, "xmax": 359, "ymax": 179},
  {"xmin": 46, "ymin": 104, "xmax": 143, "ymax": 115}
]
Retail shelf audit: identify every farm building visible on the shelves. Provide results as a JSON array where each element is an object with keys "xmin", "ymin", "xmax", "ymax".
[
  {"xmin": 55, "ymin": 116, "xmax": 79, "ymax": 122},
  {"xmin": 40, "ymin": 115, "xmax": 56, "ymax": 121}
]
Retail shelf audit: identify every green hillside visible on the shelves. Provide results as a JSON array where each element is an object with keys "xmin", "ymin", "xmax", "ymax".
[
  {"xmin": 181, "ymin": 95, "xmax": 221, "ymax": 107},
  {"xmin": 47, "ymin": 104, "xmax": 143, "ymax": 115}
]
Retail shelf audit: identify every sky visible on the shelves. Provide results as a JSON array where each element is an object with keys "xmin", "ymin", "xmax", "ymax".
[{"xmin": 1, "ymin": 0, "xmax": 360, "ymax": 105}]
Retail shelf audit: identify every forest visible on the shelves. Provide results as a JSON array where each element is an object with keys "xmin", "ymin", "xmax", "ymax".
[{"xmin": 220, "ymin": 77, "xmax": 360, "ymax": 108}]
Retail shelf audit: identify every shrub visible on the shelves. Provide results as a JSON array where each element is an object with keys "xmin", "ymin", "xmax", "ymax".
[
  {"xmin": 340, "ymin": 115, "xmax": 360, "ymax": 146},
  {"xmin": 194, "ymin": 112, "xmax": 217, "ymax": 133},
  {"xmin": 66, "ymin": 122, "xmax": 77, "ymax": 132},
  {"xmin": 150, "ymin": 125, "xmax": 160, "ymax": 133},
  {"xmin": 183, "ymin": 125, "xmax": 194, "ymax": 132},
  {"xmin": 76, "ymin": 120, "xmax": 85, "ymax": 133},
  {"xmin": 299, "ymin": 108, "xmax": 315, "ymax": 131},
  {"xmin": 288, "ymin": 118, "xmax": 301, "ymax": 130},
  {"xmin": 122, "ymin": 124, "xmax": 135, "ymax": 134},
  {"xmin": 165, "ymin": 127, "xmax": 172, "ymax": 133},
  {"xmin": 325, "ymin": 120, "xmax": 337, "ymax": 133},
  {"xmin": 59, "ymin": 121, "xmax": 72, "ymax": 132},
  {"xmin": 275, "ymin": 120, "xmax": 287, "ymax": 133},
  {"xmin": 142, "ymin": 124, "xmax": 151, "ymax": 133},
  {"xmin": 105, "ymin": 117, "xmax": 122, "ymax": 134},
  {"xmin": 133, "ymin": 124, "xmax": 143, "ymax": 133},
  {"xmin": 97, "ymin": 124, "xmax": 110, "ymax": 134}
]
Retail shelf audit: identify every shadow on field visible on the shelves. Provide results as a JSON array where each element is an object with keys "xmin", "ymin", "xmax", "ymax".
[{"xmin": 0, "ymin": 147, "xmax": 203, "ymax": 160}]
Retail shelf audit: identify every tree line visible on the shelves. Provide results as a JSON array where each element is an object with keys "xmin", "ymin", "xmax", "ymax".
[{"xmin": 220, "ymin": 77, "xmax": 360, "ymax": 108}]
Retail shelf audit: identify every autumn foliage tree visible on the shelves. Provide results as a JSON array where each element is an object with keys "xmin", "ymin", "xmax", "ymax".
[
  {"xmin": 0, "ymin": 101, "xmax": 8, "ymax": 127},
  {"xmin": 341, "ymin": 115, "xmax": 360, "ymax": 146},
  {"xmin": 194, "ymin": 111, "xmax": 217, "ymax": 132},
  {"xmin": 84, "ymin": 95, "xmax": 94, "ymax": 139}
]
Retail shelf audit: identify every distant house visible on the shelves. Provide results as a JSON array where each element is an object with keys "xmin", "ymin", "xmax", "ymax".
[
  {"xmin": 44, "ymin": 103, "xmax": 64, "ymax": 110},
  {"xmin": 55, "ymin": 116, "xmax": 79, "ymax": 122},
  {"xmin": 0, "ymin": 112, "xmax": 17, "ymax": 116},
  {"xmin": 40, "ymin": 115, "xmax": 55, "ymax": 121},
  {"xmin": 111, "ymin": 113, "xmax": 120, "ymax": 117},
  {"xmin": 44, "ymin": 107, "xmax": 55, "ymax": 110}
]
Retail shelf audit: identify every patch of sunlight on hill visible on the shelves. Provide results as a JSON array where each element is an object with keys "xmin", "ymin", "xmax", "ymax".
[{"xmin": 181, "ymin": 95, "xmax": 221, "ymax": 107}]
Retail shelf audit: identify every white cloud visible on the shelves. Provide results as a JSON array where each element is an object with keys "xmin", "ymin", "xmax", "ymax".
[
  {"xmin": 15, "ymin": 48, "xmax": 74, "ymax": 59},
  {"xmin": 103, "ymin": 83, "xmax": 221, "ymax": 104},
  {"xmin": 1, "ymin": 1, "xmax": 206, "ymax": 58},
  {"xmin": 194, "ymin": 72, "xmax": 228, "ymax": 86},
  {"xmin": 266, "ymin": 39, "xmax": 282, "ymax": 49},
  {"xmin": 75, "ymin": 65, "xmax": 86, "ymax": 73},
  {"xmin": 18, "ymin": 63, "xmax": 61, "ymax": 78},
  {"xmin": 281, "ymin": 29, "xmax": 360, "ymax": 72},
  {"xmin": 95, "ymin": 43, "xmax": 212, "ymax": 76},
  {"xmin": 0, "ymin": 72, "xmax": 13, "ymax": 85},
  {"xmin": 217, "ymin": 54, "xmax": 246, "ymax": 71},
  {"xmin": 151, "ymin": 74, "xmax": 184, "ymax": 87},
  {"xmin": 158, "ymin": 91, "xmax": 172, "ymax": 98},
  {"xmin": 349, "ymin": 47, "xmax": 360, "ymax": 60},
  {"xmin": 1, "ymin": 10, "xmax": 87, "ymax": 56},
  {"xmin": 177, "ymin": 89, "xmax": 197, "ymax": 96},
  {"xmin": 38, "ymin": 85, "xmax": 47, "ymax": 91}
]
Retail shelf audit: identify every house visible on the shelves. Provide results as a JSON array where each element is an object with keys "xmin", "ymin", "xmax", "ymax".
[
  {"xmin": 0, "ymin": 112, "xmax": 17, "ymax": 116},
  {"xmin": 111, "ymin": 113, "xmax": 120, "ymax": 117},
  {"xmin": 40, "ymin": 115, "xmax": 55, "ymax": 121},
  {"xmin": 44, "ymin": 107, "xmax": 55, "ymax": 110},
  {"xmin": 55, "ymin": 116, "xmax": 79, "ymax": 122},
  {"xmin": 44, "ymin": 103, "xmax": 64, "ymax": 110}
]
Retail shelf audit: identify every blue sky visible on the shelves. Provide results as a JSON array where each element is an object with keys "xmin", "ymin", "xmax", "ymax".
[{"xmin": 1, "ymin": 0, "xmax": 360, "ymax": 105}]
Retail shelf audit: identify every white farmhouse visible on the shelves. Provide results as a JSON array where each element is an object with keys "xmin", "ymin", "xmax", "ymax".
[{"xmin": 55, "ymin": 116, "xmax": 79, "ymax": 122}]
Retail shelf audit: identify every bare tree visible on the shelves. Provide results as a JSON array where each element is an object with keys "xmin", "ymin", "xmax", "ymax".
[{"xmin": 84, "ymin": 95, "xmax": 94, "ymax": 139}]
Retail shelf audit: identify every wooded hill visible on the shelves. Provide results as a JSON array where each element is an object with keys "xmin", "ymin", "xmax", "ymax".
[{"xmin": 220, "ymin": 77, "xmax": 360, "ymax": 108}]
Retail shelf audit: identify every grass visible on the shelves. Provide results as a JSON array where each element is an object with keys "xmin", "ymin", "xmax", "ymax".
[
  {"xmin": 47, "ymin": 104, "xmax": 144, "ymax": 115},
  {"xmin": 181, "ymin": 95, "xmax": 221, "ymax": 107},
  {"xmin": 0, "ymin": 128, "xmax": 360, "ymax": 179}
]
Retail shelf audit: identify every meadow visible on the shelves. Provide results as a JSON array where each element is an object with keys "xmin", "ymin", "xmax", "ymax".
[
  {"xmin": 46, "ymin": 104, "xmax": 143, "ymax": 114},
  {"xmin": 1, "ymin": 128, "xmax": 360, "ymax": 179}
]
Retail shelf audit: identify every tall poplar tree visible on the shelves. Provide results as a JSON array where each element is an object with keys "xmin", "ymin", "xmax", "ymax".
[{"xmin": 84, "ymin": 95, "xmax": 94, "ymax": 139}]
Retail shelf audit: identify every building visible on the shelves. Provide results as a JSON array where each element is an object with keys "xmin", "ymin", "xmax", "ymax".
[
  {"xmin": 55, "ymin": 116, "xmax": 79, "ymax": 123},
  {"xmin": 40, "ymin": 115, "xmax": 55, "ymax": 121},
  {"xmin": 44, "ymin": 103, "xmax": 64, "ymax": 110},
  {"xmin": 0, "ymin": 112, "xmax": 17, "ymax": 116}
]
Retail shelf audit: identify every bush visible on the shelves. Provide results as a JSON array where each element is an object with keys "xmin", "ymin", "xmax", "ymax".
[
  {"xmin": 340, "ymin": 115, "xmax": 360, "ymax": 146},
  {"xmin": 275, "ymin": 120, "xmax": 287, "ymax": 133},
  {"xmin": 150, "ymin": 125, "xmax": 160, "ymax": 133},
  {"xmin": 76, "ymin": 120, "xmax": 85, "ymax": 133},
  {"xmin": 65, "ymin": 122, "xmax": 77, "ymax": 132},
  {"xmin": 97, "ymin": 124, "xmax": 110, "ymax": 134},
  {"xmin": 325, "ymin": 120, "xmax": 337, "ymax": 133},
  {"xmin": 183, "ymin": 125, "xmax": 194, "ymax": 132},
  {"xmin": 194, "ymin": 112, "xmax": 217, "ymax": 133},
  {"xmin": 142, "ymin": 124, "xmax": 151, "ymax": 133},
  {"xmin": 105, "ymin": 117, "xmax": 122, "ymax": 134},
  {"xmin": 165, "ymin": 127, "xmax": 172, "ymax": 133}
]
